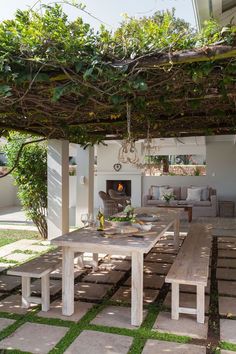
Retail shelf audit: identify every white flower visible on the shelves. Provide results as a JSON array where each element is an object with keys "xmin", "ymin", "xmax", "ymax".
[{"xmin": 124, "ymin": 205, "xmax": 134, "ymax": 214}]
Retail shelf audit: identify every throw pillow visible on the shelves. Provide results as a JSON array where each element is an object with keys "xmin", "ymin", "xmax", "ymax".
[
  {"xmin": 186, "ymin": 188, "xmax": 201, "ymax": 201},
  {"xmin": 160, "ymin": 187, "xmax": 174, "ymax": 200},
  {"xmin": 191, "ymin": 186, "xmax": 209, "ymax": 201},
  {"xmin": 150, "ymin": 185, "xmax": 169, "ymax": 200},
  {"xmin": 151, "ymin": 186, "xmax": 159, "ymax": 200}
]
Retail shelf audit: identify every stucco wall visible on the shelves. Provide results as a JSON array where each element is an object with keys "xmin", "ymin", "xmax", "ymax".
[
  {"xmin": 0, "ymin": 175, "xmax": 20, "ymax": 208},
  {"xmin": 143, "ymin": 138, "xmax": 236, "ymax": 212}
]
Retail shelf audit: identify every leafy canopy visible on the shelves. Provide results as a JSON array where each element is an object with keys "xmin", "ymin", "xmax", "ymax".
[{"xmin": 0, "ymin": 4, "xmax": 236, "ymax": 144}]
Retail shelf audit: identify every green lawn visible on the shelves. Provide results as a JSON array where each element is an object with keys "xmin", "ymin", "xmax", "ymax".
[{"xmin": 0, "ymin": 229, "xmax": 41, "ymax": 248}]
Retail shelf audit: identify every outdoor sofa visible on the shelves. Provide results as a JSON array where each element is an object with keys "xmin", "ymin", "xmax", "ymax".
[{"xmin": 142, "ymin": 185, "xmax": 218, "ymax": 217}]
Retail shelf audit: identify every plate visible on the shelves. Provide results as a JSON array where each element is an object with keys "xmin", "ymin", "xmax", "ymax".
[{"xmin": 136, "ymin": 214, "xmax": 158, "ymax": 222}]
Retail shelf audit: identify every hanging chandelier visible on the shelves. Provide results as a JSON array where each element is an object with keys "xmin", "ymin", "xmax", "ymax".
[{"xmin": 118, "ymin": 103, "xmax": 139, "ymax": 164}]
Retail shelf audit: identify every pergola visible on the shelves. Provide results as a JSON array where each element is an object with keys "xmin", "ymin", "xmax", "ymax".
[{"xmin": 1, "ymin": 7, "xmax": 236, "ymax": 238}]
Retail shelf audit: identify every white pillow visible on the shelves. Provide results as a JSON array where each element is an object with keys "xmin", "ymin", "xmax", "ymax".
[
  {"xmin": 150, "ymin": 185, "xmax": 169, "ymax": 200},
  {"xmin": 186, "ymin": 188, "xmax": 201, "ymax": 201},
  {"xmin": 151, "ymin": 186, "xmax": 159, "ymax": 200},
  {"xmin": 160, "ymin": 187, "xmax": 174, "ymax": 200},
  {"xmin": 191, "ymin": 186, "xmax": 209, "ymax": 201}
]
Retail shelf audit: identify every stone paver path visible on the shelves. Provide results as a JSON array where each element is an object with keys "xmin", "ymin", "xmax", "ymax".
[
  {"xmin": 0, "ymin": 322, "xmax": 68, "ymax": 354},
  {"xmin": 142, "ymin": 340, "xmax": 206, "ymax": 354},
  {"xmin": 64, "ymin": 330, "xmax": 133, "ymax": 354},
  {"xmin": 0, "ymin": 218, "xmax": 236, "ymax": 354}
]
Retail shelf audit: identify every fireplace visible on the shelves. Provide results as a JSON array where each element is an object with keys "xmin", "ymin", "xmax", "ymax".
[{"xmin": 106, "ymin": 180, "xmax": 131, "ymax": 197}]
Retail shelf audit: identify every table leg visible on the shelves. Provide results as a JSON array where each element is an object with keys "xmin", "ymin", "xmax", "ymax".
[
  {"xmin": 62, "ymin": 247, "xmax": 74, "ymax": 316},
  {"xmin": 188, "ymin": 208, "xmax": 192, "ymax": 222},
  {"xmin": 131, "ymin": 252, "xmax": 143, "ymax": 326},
  {"xmin": 174, "ymin": 217, "xmax": 180, "ymax": 250}
]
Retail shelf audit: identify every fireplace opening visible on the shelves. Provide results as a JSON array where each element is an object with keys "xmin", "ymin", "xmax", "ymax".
[{"xmin": 106, "ymin": 180, "xmax": 131, "ymax": 197}]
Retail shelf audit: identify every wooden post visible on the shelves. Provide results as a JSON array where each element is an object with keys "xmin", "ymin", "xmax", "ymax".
[
  {"xmin": 131, "ymin": 252, "xmax": 143, "ymax": 326},
  {"xmin": 22, "ymin": 276, "xmax": 31, "ymax": 308},
  {"xmin": 174, "ymin": 216, "xmax": 180, "ymax": 250},
  {"xmin": 62, "ymin": 247, "xmax": 74, "ymax": 316},
  {"xmin": 171, "ymin": 283, "xmax": 179, "ymax": 320},
  {"xmin": 197, "ymin": 284, "xmax": 205, "ymax": 323},
  {"xmin": 41, "ymin": 274, "xmax": 50, "ymax": 311}
]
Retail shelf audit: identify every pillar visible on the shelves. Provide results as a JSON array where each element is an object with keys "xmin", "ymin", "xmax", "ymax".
[
  {"xmin": 47, "ymin": 140, "xmax": 69, "ymax": 240},
  {"xmin": 75, "ymin": 145, "xmax": 94, "ymax": 226}
]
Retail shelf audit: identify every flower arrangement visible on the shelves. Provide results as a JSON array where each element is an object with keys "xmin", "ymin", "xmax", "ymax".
[
  {"xmin": 161, "ymin": 193, "xmax": 175, "ymax": 203},
  {"xmin": 124, "ymin": 204, "xmax": 134, "ymax": 218}
]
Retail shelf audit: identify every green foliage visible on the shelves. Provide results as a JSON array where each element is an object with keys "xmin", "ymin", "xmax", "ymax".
[
  {"xmin": 4, "ymin": 134, "xmax": 47, "ymax": 238},
  {"xmin": 0, "ymin": 4, "xmax": 235, "ymax": 143}
]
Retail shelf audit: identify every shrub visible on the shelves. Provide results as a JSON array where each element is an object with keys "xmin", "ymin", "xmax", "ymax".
[{"xmin": 4, "ymin": 134, "xmax": 47, "ymax": 238}]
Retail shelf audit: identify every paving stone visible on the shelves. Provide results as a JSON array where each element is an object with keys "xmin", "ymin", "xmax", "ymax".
[
  {"xmin": 91, "ymin": 305, "xmax": 148, "ymax": 329},
  {"xmin": 124, "ymin": 274, "xmax": 165, "ymax": 289},
  {"xmin": 99, "ymin": 259, "xmax": 131, "ymax": 272},
  {"xmin": 0, "ymin": 322, "xmax": 68, "ymax": 354},
  {"xmin": 218, "ymin": 280, "xmax": 236, "ymax": 296},
  {"xmin": 0, "ymin": 239, "xmax": 37, "ymax": 258},
  {"xmin": 144, "ymin": 262, "xmax": 171, "ymax": 275},
  {"xmin": 164, "ymin": 292, "xmax": 210, "ymax": 313},
  {"xmin": 3, "ymin": 253, "xmax": 34, "ymax": 263},
  {"xmin": 83, "ymin": 270, "xmax": 125, "ymax": 284},
  {"xmin": 218, "ymin": 243, "xmax": 236, "ymax": 251},
  {"xmin": 109, "ymin": 255, "xmax": 131, "ymax": 260},
  {"xmin": 74, "ymin": 282, "xmax": 112, "ymax": 301},
  {"xmin": 21, "ymin": 245, "xmax": 51, "ymax": 253},
  {"xmin": 30, "ymin": 278, "xmax": 62, "ymax": 296},
  {"xmin": 0, "ymin": 294, "xmax": 37, "ymax": 314},
  {"xmin": 180, "ymin": 281, "xmax": 211, "ymax": 295},
  {"xmin": 50, "ymin": 267, "xmax": 84, "ymax": 279},
  {"xmin": 142, "ymin": 339, "xmax": 206, "ymax": 354},
  {"xmin": 217, "ymin": 268, "xmax": 236, "ymax": 280},
  {"xmin": 151, "ymin": 246, "xmax": 178, "ymax": 254},
  {"xmin": 38, "ymin": 300, "xmax": 93, "ymax": 322},
  {"xmin": 219, "ymin": 296, "xmax": 236, "ymax": 316},
  {"xmin": 218, "ymin": 258, "xmax": 236, "ymax": 268},
  {"xmin": 220, "ymin": 318, "xmax": 236, "ymax": 344},
  {"xmin": 64, "ymin": 330, "xmax": 133, "ymax": 354},
  {"xmin": 145, "ymin": 252, "xmax": 175, "ymax": 263},
  {"xmin": 218, "ymin": 236, "xmax": 236, "ymax": 243},
  {"xmin": 0, "ymin": 318, "xmax": 15, "ymax": 331},
  {"xmin": 153, "ymin": 311, "xmax": 208, "ymax": 339},
  {"xmin": 0, "ymin": 275, "xmax": 21, "ymax": 291},
  {"xmin": 218, "ymin": 250, "xmax": 236, "ymax": 258},
  {"xmin": 111, "ymin": 286, "xmax": 159, "ymax": 304}
]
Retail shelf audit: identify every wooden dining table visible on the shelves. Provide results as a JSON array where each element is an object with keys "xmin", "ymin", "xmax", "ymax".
[{"xmin": 51, "ymin": 207, "xmax": 180, "ymax": 326}]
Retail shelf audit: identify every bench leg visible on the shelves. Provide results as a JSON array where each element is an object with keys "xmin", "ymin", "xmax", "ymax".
[
  {"xmin": 22, "ymin": 276, "xmax": 31, "ymax": 308},
  {"xmin": 41, "ymin": 274, "xmax": 50, "ymax": 312},
  {"xmin": 197, "ymin": 284, "xmax": 205, "ymax": 323},
  {"xmin": 174, "ymin": 217, "xmax": 180, "ymax": 250},
  {"xmin": 76, "ymin": 253, "xmax": 84, "ymax": 268},
  {"xmin": 171, "ymin": 283, "xmax": 179, "ymax": 320}
]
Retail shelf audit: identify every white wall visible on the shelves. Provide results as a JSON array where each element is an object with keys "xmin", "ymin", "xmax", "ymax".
[
  {"xmin": 143, "ymin": 137, "xmax": 236, "ymax": 211},
  {"xmin": 0, "ymin": 175, "xmax": 20, "ymax": 208}
]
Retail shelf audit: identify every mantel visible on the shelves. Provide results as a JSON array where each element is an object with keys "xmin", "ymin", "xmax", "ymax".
[{"xmin": 95, "ymin": 171, "xmax": 143, "ymax": 176}]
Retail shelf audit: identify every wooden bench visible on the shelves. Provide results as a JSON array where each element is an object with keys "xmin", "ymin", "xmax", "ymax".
[
  {"xmin": 165, "ymin": 223, "xmax": 212, "ymax": 323},
  {"xmin": 7, "ymin": 248, "xmax": 64, "ymax": 311}
]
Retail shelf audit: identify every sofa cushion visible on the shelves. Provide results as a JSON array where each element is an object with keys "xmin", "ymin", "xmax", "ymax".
[
  {"xmin": 181, "ymin": 186, "xmax": 187, "ymax": 200},
  {"xmin": 192, "ymin": 200, "xmax": 211, "ymax": 207},
  {"xmin": 172, "ymin": 186, "xmax": 181, "ymax": 200},
  {"xmin": 191, "ymin": 186, "xmax": 209, "ymax": 201},
  {"xmin": 186, "ymin": 188, "xmax": 201, "ymax": 201},
  {"xmin": 150, "ymin": 185, "xmax": 168, "ymax": 200}
]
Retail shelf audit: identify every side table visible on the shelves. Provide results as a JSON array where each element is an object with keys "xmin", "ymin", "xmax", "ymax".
[{"xmin": 219, "ymin": 201, "xmax": 235, "ymax": 217}]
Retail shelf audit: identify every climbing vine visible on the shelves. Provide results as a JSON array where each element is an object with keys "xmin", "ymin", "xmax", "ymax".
[{"xmin": 0, "ymin": 4, "xmax": 236, "ymax": 144}]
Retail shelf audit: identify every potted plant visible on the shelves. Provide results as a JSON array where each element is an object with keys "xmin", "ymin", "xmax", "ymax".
[{"xmin": 162, "ymin": 192, "xmax": 175, "ymax": 204}]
